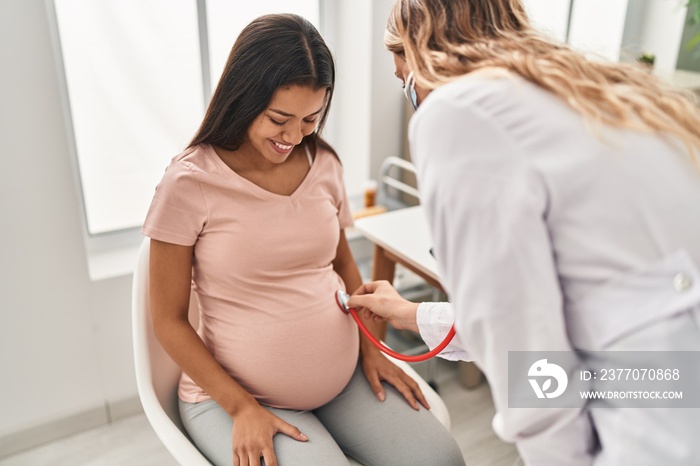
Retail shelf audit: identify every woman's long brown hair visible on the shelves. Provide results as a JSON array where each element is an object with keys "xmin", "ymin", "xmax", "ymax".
[{"xmin": 190, "ymin": 14, "xmax": 336, "ymax": 156}]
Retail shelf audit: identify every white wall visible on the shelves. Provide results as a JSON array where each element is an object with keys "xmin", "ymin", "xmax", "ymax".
[
  {"xmin": 325, "ymin": 0, "xmax": 372, "ymax": 196},
  {"xmin": 565, "ymin": 0, "xmax": 687, "ymax": 70},
  {"xmin": 569, "ymin": 0, "xmax": 630, "ymax": 61},
  {"xmin": 369, "ymin": 0, "xmax": 407, "ymax": 182},
  {"xmin": 323, "ymin": 0, "xmax": 405, "ymax": 196},
  {"xmin": 623, "ymin": 0, "xmax": 688, "ymax": 72},
  {"xmin": 0, "ymin": 0, "xmax": 137, "ymax": 454},
  {"xmin": 522, "ymin": 0, "xmax": 572, "ymax": 43}
]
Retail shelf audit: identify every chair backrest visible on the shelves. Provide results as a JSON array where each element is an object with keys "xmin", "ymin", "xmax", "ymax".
[
  {"xmin": 131, "ymin": 238, "xmax": 211, "ymax": 465},
  {"xmin": 378, "ymin": 156, "xmax": 420, "ymax": 210}
]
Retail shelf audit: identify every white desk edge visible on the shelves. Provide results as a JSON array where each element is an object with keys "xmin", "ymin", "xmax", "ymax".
[{"xmin": 353, "ymin": 206, "xmax": 441, "ymax": 284}]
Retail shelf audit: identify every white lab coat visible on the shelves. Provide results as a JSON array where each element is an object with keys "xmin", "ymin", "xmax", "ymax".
[{"xmin": 409, "ymin": 71, "xmax": 700, "ymax": 465}]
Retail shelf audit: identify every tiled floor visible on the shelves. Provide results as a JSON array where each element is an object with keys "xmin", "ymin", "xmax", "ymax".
[{"xmin": 0, "ymin": 358, "xmax": 519, "ymax": 466}]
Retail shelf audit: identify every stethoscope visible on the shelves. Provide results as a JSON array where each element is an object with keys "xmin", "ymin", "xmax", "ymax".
[
  {"xmin": 335, "ymin": 290, "xmax": 456, "ymax": 362},
  {"xmin": 334, "ymin": 75, "xmax": 447, "ymax": 362}
]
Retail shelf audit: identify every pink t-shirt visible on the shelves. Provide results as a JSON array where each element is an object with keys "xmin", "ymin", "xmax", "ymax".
[{"xmin": 142, "ymin": 143, "xmax": 359, "ymax": 410}]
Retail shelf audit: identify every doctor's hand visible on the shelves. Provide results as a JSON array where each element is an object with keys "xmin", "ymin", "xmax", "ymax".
[{"xmin": 349, "ymin": 281, "xmax": 420, "ymax": 333}]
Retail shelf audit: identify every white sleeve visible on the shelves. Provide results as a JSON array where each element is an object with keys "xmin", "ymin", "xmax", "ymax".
[
  {"xmin": 416, "ymin": 302, "xmax": 470, "ymax": 361},
  {"xmin": 410, "ymin": 92, "xmax": 596, "ymax": 465}
]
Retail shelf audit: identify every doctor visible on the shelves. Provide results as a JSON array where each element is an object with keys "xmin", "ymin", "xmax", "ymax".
[{"xmin": 349, "ymin": 0, "xmax": 700, "ymax": 465}]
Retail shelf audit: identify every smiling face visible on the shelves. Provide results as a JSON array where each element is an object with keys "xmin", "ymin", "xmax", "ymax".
[{"xmin": 244, "ymin": 84, "xmax": 328, "ymax": 166}]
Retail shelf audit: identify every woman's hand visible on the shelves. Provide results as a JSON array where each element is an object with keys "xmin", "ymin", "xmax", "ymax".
[
  {"xmin": 349, "ymin": 281, "xmax": 420, "ymax": 332},
  {"xmin": 360, "ymin": 345, "xmax": 430, "ymax": 411},
  {"xmin": 231, "ymin": 402, "xmax": 308, "ymax": 466}
]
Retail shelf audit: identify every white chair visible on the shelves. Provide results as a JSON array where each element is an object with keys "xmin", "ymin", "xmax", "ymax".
[
  {"xmin": 376, "ymin": 156, "xmax": 421, "ymax": 210},
  {"xmin": 132, "ymin": 238, "xmax": 451, "ymax": 465}
]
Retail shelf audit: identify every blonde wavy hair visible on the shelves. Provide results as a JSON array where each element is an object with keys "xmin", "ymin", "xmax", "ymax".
[{"xmin": 386, "ymin": 0, "xmax": 700, "ymax": 166}]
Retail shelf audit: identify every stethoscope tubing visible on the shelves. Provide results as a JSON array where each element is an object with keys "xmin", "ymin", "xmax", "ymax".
[{"xmin": 336, "ymin": 291, "xmax": 456, "ymax": 362}]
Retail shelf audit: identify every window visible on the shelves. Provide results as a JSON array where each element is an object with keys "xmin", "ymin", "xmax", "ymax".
[
  {"xmin": 51, "ymin": 0, "xmax": 319, "ymax": 236},
  {"xmin": 49, "ymin": 0, "xmax": 320, "ymax": 279},
  {"xmin": 522, "ymin": 0, "xmax": 573, "ymax": 43},
  {"xmin": 206, "ymin": 1, "xmax": 319, "ymax": 92},
  {"xmin": 53, "ymin": 0, "xmax": 205, "ymax": 235}
]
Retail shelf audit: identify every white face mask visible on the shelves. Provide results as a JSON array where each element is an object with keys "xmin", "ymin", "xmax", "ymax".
[{"xmin": 403, "ymin": 71, "xmax": 418, "ymax": 110}]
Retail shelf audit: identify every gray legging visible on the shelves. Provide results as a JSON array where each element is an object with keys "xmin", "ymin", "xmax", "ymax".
[{"xmin": 180, "ymin": 362, "xmax": 465, "ymax": 466}]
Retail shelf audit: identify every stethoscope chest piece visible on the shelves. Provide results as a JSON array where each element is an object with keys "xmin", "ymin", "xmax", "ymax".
[{"xmin": 335, "ymin": 290, "xmax": 351, "ymax": 314}]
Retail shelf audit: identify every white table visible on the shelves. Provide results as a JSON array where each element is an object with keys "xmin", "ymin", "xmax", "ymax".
[{"xmin": 354, "ymin": 206, "xmax": 443, "ymax": 292}]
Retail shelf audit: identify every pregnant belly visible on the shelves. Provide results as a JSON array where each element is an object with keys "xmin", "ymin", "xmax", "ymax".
[{"xmin": 214, "ymin": 306, "xmax": 360, "ymax": 410}]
